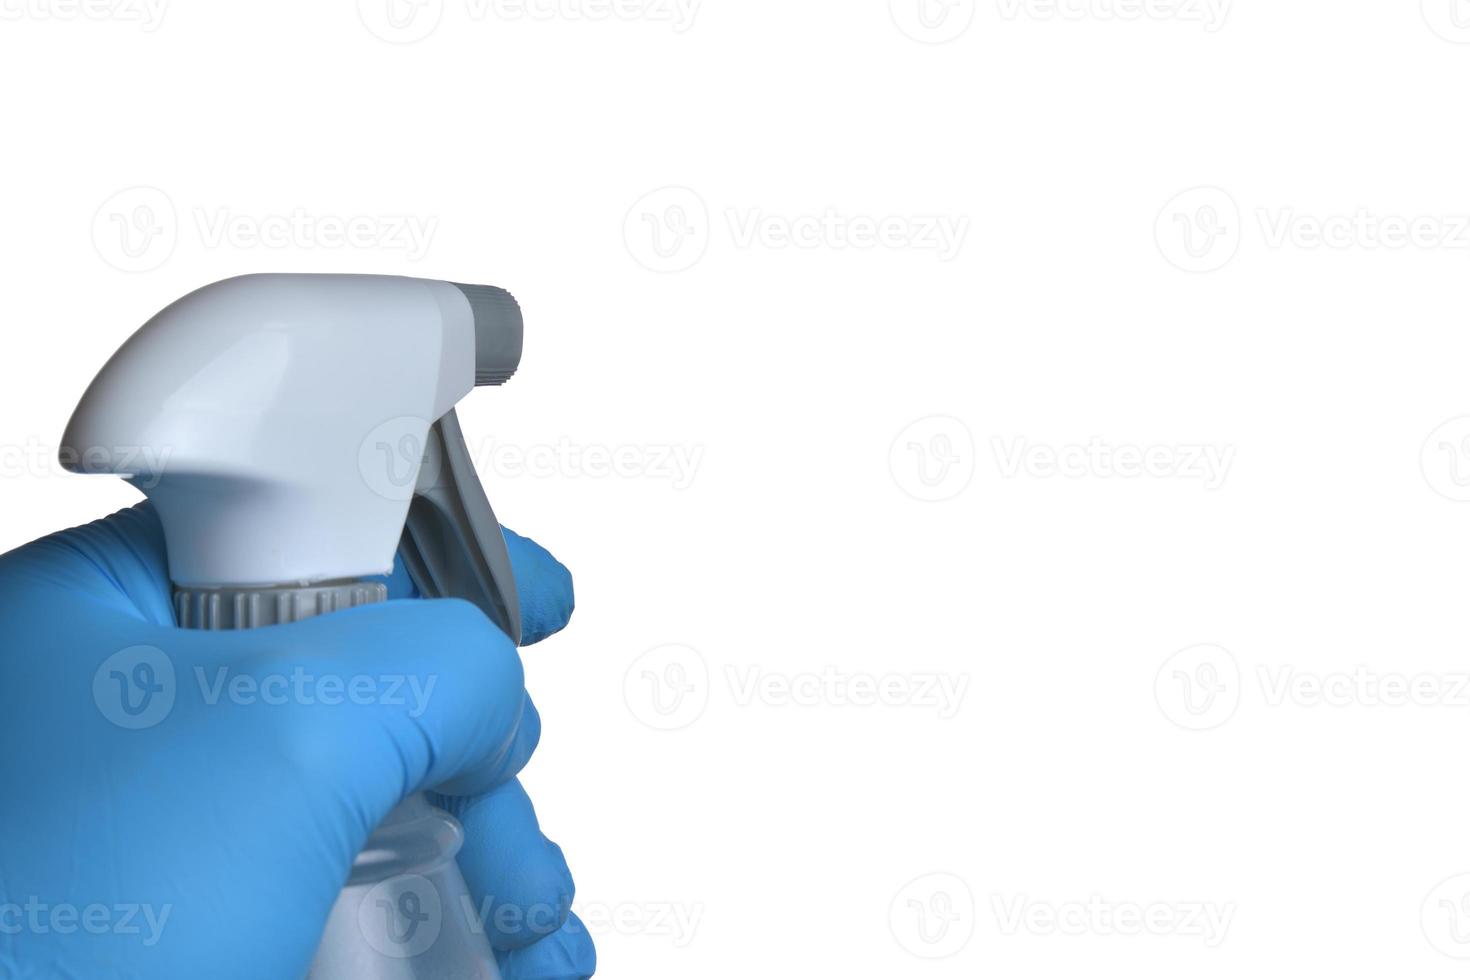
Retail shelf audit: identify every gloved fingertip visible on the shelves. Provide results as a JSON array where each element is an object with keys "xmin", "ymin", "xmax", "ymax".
[
  {"xmin": 429, "ymin": 692, "xmax": 540, "ymax": 797},
  {"xmin": 501, "ymin": 528, "xmax": 574, "ymax": 645},
  {"xmin": 494, "ymin": 912, "xmax": 596, "ymax": 980}
]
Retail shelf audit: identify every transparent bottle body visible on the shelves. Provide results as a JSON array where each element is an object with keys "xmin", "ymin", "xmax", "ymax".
[{"xmin": 308, "ymin": 794, "xmax": 501, "ymax": 980}]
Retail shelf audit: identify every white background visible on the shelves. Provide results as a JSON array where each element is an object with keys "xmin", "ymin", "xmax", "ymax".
[{"xmin": 4, "ymin": 0, "xmax": 1470, "ymax": 976}]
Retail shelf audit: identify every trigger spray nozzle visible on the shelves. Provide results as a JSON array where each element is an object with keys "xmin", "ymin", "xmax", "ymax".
[
  {"xmin": 454, "ymin": 282, "xmax": 524, "ymax": 387},
  {"xmin": 61, "ymin": 273, "xmax": 526, "ymax": 643}
]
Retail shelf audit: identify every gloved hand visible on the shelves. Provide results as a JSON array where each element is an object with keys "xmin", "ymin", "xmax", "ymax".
[{"xmin": 0, "ymin": 503, "xmax": 596, "ymax": 980}]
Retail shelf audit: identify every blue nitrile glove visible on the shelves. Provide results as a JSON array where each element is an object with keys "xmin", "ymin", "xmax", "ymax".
[{"xmin": 0, "ymin": 503, "xmax": 595, "ymax": 980}]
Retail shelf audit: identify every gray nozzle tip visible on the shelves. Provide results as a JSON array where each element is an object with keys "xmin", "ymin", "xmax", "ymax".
[{"xmin": 452, "ymin": 282, "xmax": 524, "ymax": 386}]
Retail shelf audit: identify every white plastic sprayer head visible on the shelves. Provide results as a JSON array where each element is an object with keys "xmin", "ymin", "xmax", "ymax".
[{"xmin": 60, "ymin": 274, "xmax": 524, "ymax": 640}]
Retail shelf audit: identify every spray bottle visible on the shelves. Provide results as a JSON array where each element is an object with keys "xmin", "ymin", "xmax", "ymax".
[{"xmin": 61, "ymin": 273, "xmax": 530, "ymax": 979}]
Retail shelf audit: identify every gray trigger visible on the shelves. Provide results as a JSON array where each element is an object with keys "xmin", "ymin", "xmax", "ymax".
[{"xmin": 398, "ymin": 407, "xmax": 522, "ymax": 645}]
